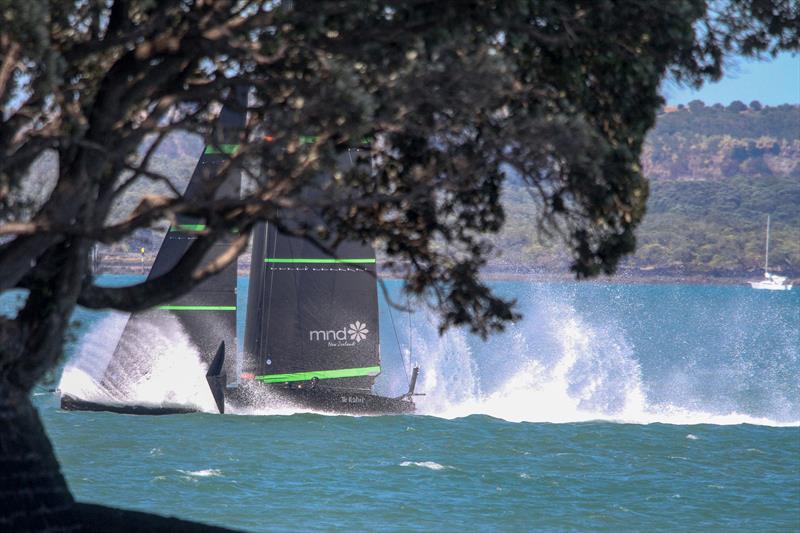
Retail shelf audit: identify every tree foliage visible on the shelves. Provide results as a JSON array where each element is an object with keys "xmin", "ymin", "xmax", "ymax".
[
  {"xmin": 729, "ymin": 99, "xmax": 750, "ymax": 111},
  {"xmin": 0, "ymin": 1, "xmax": 798, "ymax": 530}
]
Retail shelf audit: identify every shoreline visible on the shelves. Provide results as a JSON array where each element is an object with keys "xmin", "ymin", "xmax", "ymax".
[{"xmin": 92, "ymin": 254, "xmax": 796, "ymax": 286}]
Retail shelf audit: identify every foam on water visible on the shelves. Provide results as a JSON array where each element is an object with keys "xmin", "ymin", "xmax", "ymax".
[
  {"xmin": 224, "ymin": 385, "xmax": 326, "ymax": 417},
  {"xmin": 59, "ymin": 313, "xmax": 218, "ymax": 412},
  {"xmin": 407, "ymin": 292, "xmax": 799, "ymax": 427},
  {"xmin": 399, "ymin": 461, "xmax": 448, "ymax": 471},
  {"xmin": 177, "ymin": 469, "xmax": 222, "ymax": 477}
]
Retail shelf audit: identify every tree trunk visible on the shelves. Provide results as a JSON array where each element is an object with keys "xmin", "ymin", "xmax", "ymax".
[
  {"xmin": 0, "ymin": 239, "xmax": 86, "ymax": 530},
  {"xmin": 0, "ymin": 383, "xmax": 79, "ymax": 532},
  {"xmin": 0, "ymin": 236, "xmax": 242, "ymax": 531}
]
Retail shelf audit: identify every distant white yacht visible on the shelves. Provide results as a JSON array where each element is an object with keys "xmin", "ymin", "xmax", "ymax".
[{"xmin": 750, "ymin": 215, "xmax": 792, "ymax": 291}]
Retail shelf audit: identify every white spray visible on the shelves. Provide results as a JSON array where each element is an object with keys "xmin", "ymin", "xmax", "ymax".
[
  {"xmin": 407, "ymin": 291, "xmax": 797, "ymax": 427},
  {"xmin": 59, "ymin": 312, "xmax": 218, "ymax": 412}
]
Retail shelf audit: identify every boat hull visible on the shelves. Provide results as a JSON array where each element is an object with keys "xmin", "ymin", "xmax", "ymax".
[
  {"xmin": 60, "ymin": 386, "xmax": 414, "ymax": 416},
  {"xmin": 253, "ymin": 386, "xmax": 415, "ymax": 415},
  {"xmin": 749, "ymin": 281, "xmax": 793, "ymax": 290},
  {"xmin": 60, "ymin": 394, "xmax": 199, "ymax": 415}
]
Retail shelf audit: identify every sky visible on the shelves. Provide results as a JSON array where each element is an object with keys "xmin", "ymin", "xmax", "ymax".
[{"xmin": 662, "ymin": 52, "xmax": 800, "ymax": 106}]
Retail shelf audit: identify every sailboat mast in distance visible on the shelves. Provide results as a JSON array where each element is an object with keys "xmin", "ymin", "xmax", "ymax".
[
  {"xmin": 749, "ymin": 214, "xmax": 793, "ymax": 291},
  {"xmin": 764, "ymin": 215, "xmax": 770, "ymax": 274}
]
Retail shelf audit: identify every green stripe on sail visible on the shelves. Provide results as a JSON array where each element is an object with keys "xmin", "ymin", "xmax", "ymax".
[
  {"xmin": 265, "ymin": 258, "xmax": 375, "ymax": 264},
  {"xmin": 170, "ymin": 224, "xmax": 206, "ymax": 232},
  {"xmin": 170, "ymin": 224, "xmax": 241, "ymax": 234},
  {"xmin": 158, "ymin": 305, "xmax": 236, "ymax": 311},
  {"xmin": 255, "ymin": 366, "xmax": 381, "ymax": 384},
  {"xmin": 204, "ymin": 144, "xmax": 240, "ymax": 155},
  {"xmin": 299, "ymin": 135, "xmax": 372, "ymax": 145}
]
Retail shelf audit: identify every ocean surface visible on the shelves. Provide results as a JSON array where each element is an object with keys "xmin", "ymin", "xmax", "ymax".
[{"xmin": 8, "ymin": 278, "xmax": 799, "ymax": 531}]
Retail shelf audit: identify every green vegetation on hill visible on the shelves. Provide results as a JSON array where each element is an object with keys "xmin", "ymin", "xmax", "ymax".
[
  {"xmin": 654, "ymin": 102, "xmax": 799, "ymax": 140},
  {"xmin": 643, "ymin": 103, "xmax": 800, "ymax": 181},
  {"xmin": 635, "ymin": 104, "xmax": 799, "ymax": 276},
  {"xmin": 634, "ymin": 175, "xmax": 799, "ymax": 275},
  {"xmin": 497, "ymin": 174, "xmax": 799, "ymax": 277}
]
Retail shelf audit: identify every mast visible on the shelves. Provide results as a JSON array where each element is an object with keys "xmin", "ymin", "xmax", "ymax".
[
  {"xmin": 764, "ymin": 215, "xmax": 770, "ymax": 274},
  {"xmin": 243, "ymin": 222, "xmax": 267, "ymax": 376}
]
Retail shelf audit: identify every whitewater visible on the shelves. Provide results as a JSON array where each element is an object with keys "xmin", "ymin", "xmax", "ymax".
[{"xmin": 58, "ymin": 279, "xmax": 799, "ymax": 427}]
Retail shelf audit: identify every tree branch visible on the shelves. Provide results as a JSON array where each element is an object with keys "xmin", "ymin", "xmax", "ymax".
[
  {"xmin": 77, "ymin": 229, "xmax": 248, "ymax": 311},
  {"xmin": 0, "ymin": 41, "xmax": 20, "ymax": 101}
]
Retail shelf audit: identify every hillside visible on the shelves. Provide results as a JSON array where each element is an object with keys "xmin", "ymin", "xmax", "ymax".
[
  {"xmin": 489, "ymin": 102, "xmax": 800, "ymax": 279},
  {"xmin": 643, "ymin": 102, "xmax": 800, "ymax": 181}
]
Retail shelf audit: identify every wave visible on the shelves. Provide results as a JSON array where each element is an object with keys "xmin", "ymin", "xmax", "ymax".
[
  {"xmin": 177, "ymin": 469, "xmax": 222, "ymax": 477},
  {"xmin": 59, "ymin": 313, "xmax": 218, "ymax": 412},
  {"xmin": 400, "ymin": 289, "xmax": 799, "ymax": 427},
  {"xmin": 399, "ymin": 461, "xmax": 448, "ymax": 471}
]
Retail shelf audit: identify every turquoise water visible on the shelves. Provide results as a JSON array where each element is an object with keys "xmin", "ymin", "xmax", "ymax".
[{"xmin": 13, "ymin": 280, "xmax": 800, "ymax": 530}]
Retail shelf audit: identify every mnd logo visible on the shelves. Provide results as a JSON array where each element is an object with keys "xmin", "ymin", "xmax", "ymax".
[{"xmin": 309, "ymin": 321, "xmax": 369, "ymax": 347}]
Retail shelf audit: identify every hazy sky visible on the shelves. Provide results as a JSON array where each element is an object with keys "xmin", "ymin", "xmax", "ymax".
[{"xmin": 662, "ymin": 52, "xmax": 799, "ymax": 106}]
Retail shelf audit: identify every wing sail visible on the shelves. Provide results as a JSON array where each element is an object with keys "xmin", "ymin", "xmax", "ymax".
[{"xmin": 97, "ymin": 92, "xmax": 246, "ymax": 402}]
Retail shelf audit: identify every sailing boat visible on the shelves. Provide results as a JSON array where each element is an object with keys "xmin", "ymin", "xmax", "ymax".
[
  {"xmin": 749, "ymin": 215, "xmax": 793, "ymax": 291},
  {"xmin": 61, "ymin": 92, "xmax": 419, "ymax": 415},
  {"xmin": 231, "ymin": 214, "xmax": 417, "ymax": 414}
]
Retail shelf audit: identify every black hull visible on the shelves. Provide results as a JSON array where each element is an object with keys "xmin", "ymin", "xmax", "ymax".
[
  {"xmin": 60, "ymin": 386, "xmax": 414, "ymax": 416},
  {"xmin": 60, "ymin": 394, "xmax": 198, "ymax": 415},
  {"xmin": 237, "ymin": 386, "xmax": 416, "ymax": 415}
]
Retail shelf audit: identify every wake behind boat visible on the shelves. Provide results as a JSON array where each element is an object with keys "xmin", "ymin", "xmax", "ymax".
[{"xmin": 60, "ymin": 93, "xmax": 420, "ymax": 416}]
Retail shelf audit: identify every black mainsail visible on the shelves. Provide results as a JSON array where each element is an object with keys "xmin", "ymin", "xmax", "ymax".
[
  {"xmin": 243, "ymin": 212, "xmax": 381, "ymax": 391},
  {"xmin": 87, "ymin": 92, "xmax": 246, "ymax": 403}
]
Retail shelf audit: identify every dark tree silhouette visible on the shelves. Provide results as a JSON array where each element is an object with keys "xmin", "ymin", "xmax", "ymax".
[
  {"xmin": 729, "ymin": 100, "xmax": 749, "ymax": 112},
  {"xmin": 688, "ymin": 99, "xmax": 707, "ymax": 112}
]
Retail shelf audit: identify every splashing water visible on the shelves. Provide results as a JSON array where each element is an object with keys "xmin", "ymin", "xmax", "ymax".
[
  {"xmin": 401, "ymin": 289, "xmax": 798, "ymax": 427},
  {"xmin": 59, "ymin": 313, "xmax": 218, "ymax": 412},
  {"xmin": 60, "ymin": 281, "xmax": 798, "ymax": 426},
  {"xmin": 409, "ymin": 299, "xmax": 648, "ymax": 423},
  {"xmin": 223, "ymin": 383, "xmax": 324, "ymax": 417}
]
